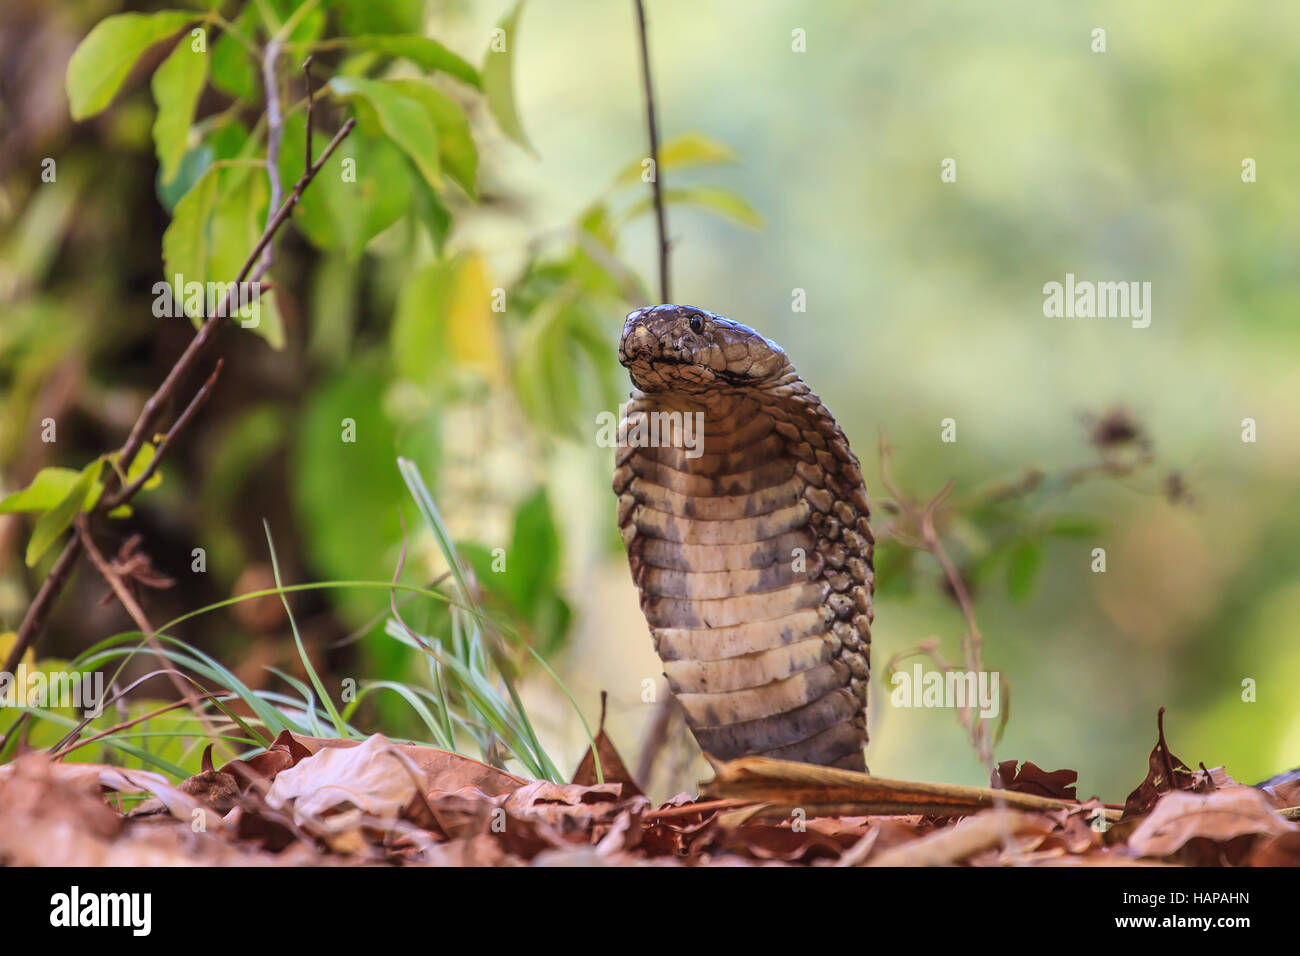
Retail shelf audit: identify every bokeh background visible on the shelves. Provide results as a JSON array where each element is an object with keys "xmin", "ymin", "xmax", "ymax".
[{"xmin": 2, "ymin": 0, "xmax": 1298, "ymax": 800}]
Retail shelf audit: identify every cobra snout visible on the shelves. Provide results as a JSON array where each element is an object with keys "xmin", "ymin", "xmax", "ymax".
[{"xmin": 618, "ymin": 316, "xmax": 658, "ymax": 366}]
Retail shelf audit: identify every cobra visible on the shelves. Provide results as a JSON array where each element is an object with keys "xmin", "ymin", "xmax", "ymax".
[{"xmin": 614, "ymin": 304, "xmax": 874, "ymax": 770}]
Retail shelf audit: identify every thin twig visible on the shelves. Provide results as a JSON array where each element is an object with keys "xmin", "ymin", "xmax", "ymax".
[
  {"xmin": 49, "ymin": 667, "xmax": 223, "ymax": 754},
  {"xmin": 102, "ymin": 360, "xmax": 223, "ymax": 511},
  {"xmin": 302, "ymin": 56, "xmax": 316, "ymax": 170},
  {"xmin": 629, "ymin": 1, "xmax": 678, "ymax": 791},
  {"xmin": 51, "ymin": 692, "xmax": 226, "ymax": 760},
  {"xmin": 5, "ymin": 535, "xmax": 83, "ymax": 669},
  {"xmin": 74, "ymin": 517, "xmax": 212, "ymax": 730},
  {"xmin": 258, "ymin": 37, "xmax": 286, "ymax": 279},
  {"xmin": 883, "ymin": 640, "xmax": 978, "ymax": 743},
  {"xmin": 635, "ymin": 688, "xmax": 679, "ymax": 788},
  {"xmin": 632, "ymin": 0, "xmax": 669, "ymax": 303},
  {"xmin": 877, "ymin": 431, "xmax": 995, "ymax": 771},
  {"xmin": 7, "ymin": 116, "xmax": 357, "ymax": 669}
]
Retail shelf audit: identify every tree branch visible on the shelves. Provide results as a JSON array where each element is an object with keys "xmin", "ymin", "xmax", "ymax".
[
  {"xmin": 102, "ymin": 360, "xmax": 223, "ymax": 511},
  {"xmin": 6, "ymin": 80, "xmax": 356, "ymax": 674},
  {"xmin": 73, "ymin": 516, "xmax": 212, "ymax": 730},
  {"xmin": 258, "ymin": 37, "xmax": 285, "ymax": 279},
  {"xmin": 877, "ymin": 431, "xmax": 997, "ymax": 771},
  {"xmin": 632, "ymin": 0, "xmax": 670, "ymax": 303}
]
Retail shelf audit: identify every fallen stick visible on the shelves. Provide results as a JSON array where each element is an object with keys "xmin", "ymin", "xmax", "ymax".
[{"xmin": 702, "ymin": 755, "xmax": 1123, "ymax": 821}]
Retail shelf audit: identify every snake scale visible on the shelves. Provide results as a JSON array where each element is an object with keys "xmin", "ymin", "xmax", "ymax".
[{"xmin": 615, "ymin": 304, "xmax": 873, "ymax": 771}]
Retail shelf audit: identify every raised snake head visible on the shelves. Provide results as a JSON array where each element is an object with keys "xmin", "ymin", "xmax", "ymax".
[{"xmin": 619, "ymin": 304, "xmax": 791, "ymax": 394}]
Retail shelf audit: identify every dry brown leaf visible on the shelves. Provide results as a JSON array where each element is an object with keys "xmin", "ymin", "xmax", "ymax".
[
  {"xmin": 640, "ymin": 793, "xmax": 720, "ymax": 858},
  {"xmin": 1256, "ymin": 766, "xmax": 1300, "ymax": 809},
  {"xmin": 0, "ymin": 754, "xmax": 285, "ymax": 866},
  {"xmin": 298, "ymin": 734, "xmax": 525, "ymax": 796},
  {"xmin": 994, "ymin": 759, "xmax": 1078, "ymax": 800},
  {"xmin": 570, "ymin": 691, "xmax": 644, "ymax": 798},
  {"xmin": 1122, "ymin": 707, "xmax": 1202, "ymax": 819},
  {"xmin": 266, "ymin": 733, "xmax": 430, "ymax": 826},
  {"xmin": 713, "ymin": 813, "xmax": 870, "ymax": 863},
  {"xmin": 1248, "ymin": 829, "xmax": 1300, "ymax": 866},
  {"xmin": 221, "ymin": 729, "xmax": 313, "ymax": 784},
  {"xmin": 0, "ymin": 752, "xmax": 201, "ymax": 821},
  {"xmin": 1126, "ymin": 786, "xmax": 1296, "ymax": 860},
  {"xmin": 867, "ymin": 809, "xmax": 1055, "ymax": 866},
  {"xmin": 1038, "ymin": 800, "xmax": 1105, "ymax": 856},
  {"xmin": 171, "ymin": 744, "xmax": 240, "ymax": 814}
]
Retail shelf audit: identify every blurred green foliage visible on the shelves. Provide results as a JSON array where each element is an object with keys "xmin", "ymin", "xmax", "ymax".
[
  {"xmin": 0, "ymin": 0, "xmax": 759, "ymax": 776},
  {"xmin": 0, "ymin": 1, "xmax": 1296, "ymax": 797}
]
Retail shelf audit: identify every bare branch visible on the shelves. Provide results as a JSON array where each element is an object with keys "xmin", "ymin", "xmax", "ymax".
[
  {"xmin": 258, "ymin": 37, "xmax": 286, "ymax": 279},
  {"xmin": 102, "ymin": 360, "xmax": 223, "ymax": 511},
  {"xmin": 635, "ymin": 689, "xmax": 682, "ymax": 788},
  {"xmin": 302, "ymin": 55, "xmax": 316, "ymax": 171},
  {"xmin": 74, "ymin": 516, "xmax": 212, "ymax": 730},
  {"xmin": 8, "ymin": 116, "xmax": 356, "ymax": 666},
  {"xmin": 4, "ymin": 535, "xmax": 83, "ymax": 672},
  {"xmin": 51, "ymin": 691, "xmax": 225, "ymax": 760},
  {"xmin": 632, "ymin": 0, "xmax": 669, "ymax": 303},
  {"xmin": 877, "ymin": 429, "xmax": 996, "ymax": 771}
]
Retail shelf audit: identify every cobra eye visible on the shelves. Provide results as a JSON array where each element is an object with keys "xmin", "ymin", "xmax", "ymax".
[{"xmin": 688, "ymin": 314, "xmax": 705, "ymax": 334}]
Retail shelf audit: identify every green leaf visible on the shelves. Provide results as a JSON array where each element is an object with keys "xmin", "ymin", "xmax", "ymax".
[
  {"xmin": 210, "ymin": 12, "xmax": 258, "ymax": 101},
  {"xmin": 116, "ymin": 442, "xmax": 164, "ymax": 495},
  {"xmin": 307, "ymin": 251, "xmax": 359, "ymax": 365},
  {"xmin": 391, "ymin": 259, "xmax": 454, "ymax": 386},
  {"xmin": 276, "ymin": 112, "xmax": 338, "ymax": 248},
  {"xmin": 27, "ymin": 461, "xmax": 101, "ymax": 567},
  {"xmin": 335, "ymin": 0, "xmax": 424, "ymax": 37},
  {"xmin": 161, "ymin": 163, "xmax": 222, "ymax": 314},
  {"xmin": 253, "ymin": 288, "xmax": 287, "ymax": 350},
  {"xmin": 158, "ymin": 161, "xmax": 284, "ymax": 346},
  {"xmin": 386, "ymin": 79, "xmax": 478, "ymax": 197},
  {"xmin": 293, "ymin": 360, "xmax": 406, "ymax": 623},
  {"xmin": 2, "ymin": 446, "xmax": 161, "ymax": 526},
  {"xmin": 66, "ymin": 11, "xmax": 197, "ymax": 121},
  {"xmin": 0, "ymin": 467, "xmax": 82, "ymax": 515},
  {"xmin": 152, "ymin": 38, "xmax": 208, "ymax": 184},
  {"xmin": 391, "ymin": 253, "xmax": 502, "ymax": 386},
  {"xmin": 206, "ymin": 119, "xmax": 250, "ymax": 160},
  {"xmin": 347, "ymin": 35, "xmax": 480, "ymax": 89},
  {"xmin": 1005, "ymin": 539, "xmax": 1043, "ymax": 604},
  {"xmin": 626, "ymin": 186, "xmax": 763, "ymax": 228},
  {"xmin": 614, "ymin": 131, "xmax": 738, "ymax": 186},
  {"xmin": 506, "ymin": 488, "xmax": 560, "ymax": 614},
  {"xmin": 156, "ymin": 142, "xmax": 214, "ymax": 213},
  {"xmin": 1048, "ymin": 516, "xmax": 1103, "ymax": 539},
  {"xmin": 268, "ymin": 0, "xmax": 326, "ymax": 44},
  {"xmin": 329, "ymin": 76, "xmax": 441, "ymax": 189},
  {"xmin": 207, "ymin": 165, "xmax": 265, "ymax": 293},
  {"xmin": 566, "ymin": 301, "xmax": 623, "ymax": 410},
  {"xmin": 411, "ymin": 177, "xmax": 452, "ymax": 252},
  {"xmin": 278, "ymin": 114, "xmax": 413, "ymax": 259},
  {"xmin": 482, "ymin": 0, "xmax": 533, "ymax": 153},
  {"xmin": 512, "ymin": 295, "xmax": 584, "ymax": 437},
  {"xmin": 577, "ymin": 203, "xmax": 616, "ymax": 249}
]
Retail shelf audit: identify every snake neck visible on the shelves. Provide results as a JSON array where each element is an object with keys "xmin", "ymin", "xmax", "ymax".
[{"xmin": 614, "ymin": 364, "xmax": 873, "ymax": 770}]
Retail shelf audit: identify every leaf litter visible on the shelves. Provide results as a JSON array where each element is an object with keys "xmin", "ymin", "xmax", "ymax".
[{"xmin": 0, "ymin": 704, "xmax": 1295, "ymax": 866}]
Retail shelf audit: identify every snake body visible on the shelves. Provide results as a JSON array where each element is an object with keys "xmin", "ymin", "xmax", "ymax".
[{"xmin": 615, "ymin": 304, "xmax": 873, "ymax": 770}]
